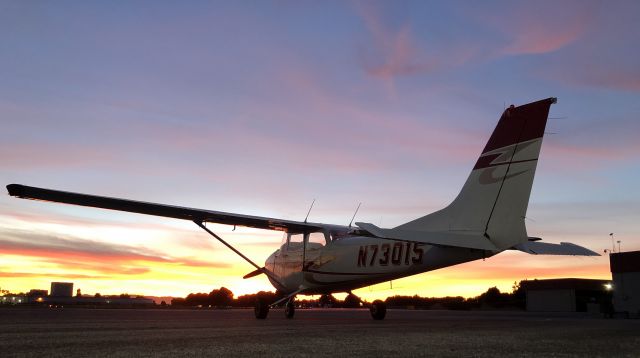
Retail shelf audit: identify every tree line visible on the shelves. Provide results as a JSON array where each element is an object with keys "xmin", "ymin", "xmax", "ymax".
[{"xmin": 169, "ymin": 281, "xmax": 526, "ymax": 310}]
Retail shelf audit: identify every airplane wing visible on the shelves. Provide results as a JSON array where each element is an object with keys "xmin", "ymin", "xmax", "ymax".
[
  {"xmin": 355, "ymin": 222, "xmax": 498, "ymax": 250},
  {"xmin": 6, "ymin": 184, "xmax": 323, "ymax": 233},
  {"xmin": 512, "ymin": 240, "xmax": 600, "ymax": 256}
]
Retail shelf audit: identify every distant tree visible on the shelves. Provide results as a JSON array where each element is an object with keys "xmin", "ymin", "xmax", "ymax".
[
  {"xmin": 319, "ymin": 294, "xmax": 337, "ymax": 307},
  {"xmin": 171, "ymin": 297, "xmax": 186, "ymax": 306},
  {"xmin": 185, "ymin": 293, "xmax": 209, "ymax": 307},
  {"xmin": 160, "ymin": 301, "xmax": 167, "ymax": 307},
  {"xmin": 343, "ymin": 293, "xmax": 361, "ymax": 308},
  {"xmin": 440, "ymin": 296, "xmax": 469, "ymax": 310},
  {"xmin": 209, "ymin": 287, "xmax": 234, "ymax": 307},
  {"xmin": 233, "ymin": 291, "xmax": 279, "ymax": 307},
  {"xmin": 233, "ymin": 293, "xmax": 257, "ymax": 308},
  {"xmin": 477, "ymin": 286, "xmax": 510, "ymax": 308},
  {"xmin": 94, "ymin": 293, "xmax": 101, "ymax": 298},
  {"xmin": 511, "ymin": 280, "xmax": 526, "ymax": 309}
]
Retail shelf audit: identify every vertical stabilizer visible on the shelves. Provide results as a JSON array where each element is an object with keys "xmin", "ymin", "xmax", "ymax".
[{"xmin": 395, "ymin": 98, "xmax": 557, "ymax": 250}]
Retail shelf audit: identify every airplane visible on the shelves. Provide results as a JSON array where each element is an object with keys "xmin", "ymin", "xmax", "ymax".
[{"xmin": 6, "ymin": 97, "xmax": 599, "ymax": 320}]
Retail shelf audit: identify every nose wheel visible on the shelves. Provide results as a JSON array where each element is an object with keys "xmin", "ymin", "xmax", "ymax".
[
  {"xmin": 369, "ymin": 299, "xmax": 386, "ymax": 320},
  {"xmin": 284, "ymin": 298, "xmax": 295, "ymax": 319}
]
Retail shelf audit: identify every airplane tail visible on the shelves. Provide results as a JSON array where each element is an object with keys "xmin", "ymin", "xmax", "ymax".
[{"xmin": 394, "ymin": 98, "xmax": 557, "ymax": 250}]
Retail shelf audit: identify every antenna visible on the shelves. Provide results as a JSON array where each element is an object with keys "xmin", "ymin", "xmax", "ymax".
[
  {"xmin": 348, "ymin": 202, "xmax": 362, "ymax": 228},
  {"xmin": 304, "ymin": 199, "xmax": 315, "ymax": 223}
]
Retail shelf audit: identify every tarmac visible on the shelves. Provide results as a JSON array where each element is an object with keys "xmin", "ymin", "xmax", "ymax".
[{"xmin": 1, "ymin": 307, "xmax": 638, "ymax": 357}]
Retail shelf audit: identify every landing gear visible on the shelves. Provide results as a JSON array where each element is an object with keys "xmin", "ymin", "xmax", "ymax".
[
  {"xmin": 254, "ymin": 297, "xmax": 270, "ymax": 319},
  {"xmin": 284, "ymin": 299, "xmax": 295, "ymax": 319},
  {"xmin": 369, "ymin": 299, "xmax": 386, "ymax": 320}
]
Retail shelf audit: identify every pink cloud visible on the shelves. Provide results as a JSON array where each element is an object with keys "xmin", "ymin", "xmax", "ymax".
[
  {"xmin": 541, "ymin": 137, "xmax": 640, "ymax": 171},
  {"xmin": 353, "ymin": 2, "xmax": 441, "ymax": 83},
  {"xmin": 0, "ymin": 229, "xmax": 229, "ymax": 273},
  {"xmin": 471, "ymin": 1, "xmax": 595, "ymax": 56},
  {"xmin": 500, "ymin": 17, "xmax": 588, "ymax": 56}
]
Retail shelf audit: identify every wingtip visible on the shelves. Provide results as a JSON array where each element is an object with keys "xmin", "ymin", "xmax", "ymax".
[{"xmin": 6, "ymin": 184, "xmax": 25, "ymax": 197}]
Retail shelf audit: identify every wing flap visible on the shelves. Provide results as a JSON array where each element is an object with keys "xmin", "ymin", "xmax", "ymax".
[
  {"xmin": 513, "ymin": 240, "xmax": 600, "ymax": 256},
  {"xmin": 355, "ymin": 222, "xmax": 497, "ymax": 250},
  {"xmin": 6, "ymin": 184, "xmax": 321, "ymax": 233}
]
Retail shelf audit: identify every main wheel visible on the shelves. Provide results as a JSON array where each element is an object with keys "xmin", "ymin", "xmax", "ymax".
[
  {"xmin": 370, "ymin": 299, "xmax": 386, "ymax": 320},
  {"xmin": 284, "ymin": 300, "xmax": 295, "ymax": 319},
  {"xmin": 254, "ymin": 298, "xmax": 269, "ymax": 319}
]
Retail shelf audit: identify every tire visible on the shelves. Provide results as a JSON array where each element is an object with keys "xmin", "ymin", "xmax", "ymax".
[
  {"xmin": 370, "ymin": 300, "xmax": 386, "ymax": 320},
  {"xmin": 254, "ymin": 298, "xmax": 269, "ymax": 319},
  {"xmin": 285, "ymin": 300, "xmax": 295, "ymax": 319}
]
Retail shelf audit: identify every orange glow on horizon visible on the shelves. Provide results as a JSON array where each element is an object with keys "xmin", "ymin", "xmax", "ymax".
[{"xmin": 1, "ymin": 213, "xmax": 612, "ymax": 300}]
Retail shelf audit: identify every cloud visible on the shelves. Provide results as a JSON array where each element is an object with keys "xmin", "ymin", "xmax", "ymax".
[
  {"xmin": 513, "ymin": 1, "xmax": 640, "ymax": 92},
  {"xmin": 354, "ymin": 1, "xmax": 441, "ymax": 82},
  {"xmin": 468, "ymin": 1, "xmax": 596, "ymax": 57},
  {"xmin": 0, "ymin": 271, "xmax": 103, "ymax": 279},
  {"xmin": 0, "ymin": 228, "xmax": 229, "ymax": 270}
]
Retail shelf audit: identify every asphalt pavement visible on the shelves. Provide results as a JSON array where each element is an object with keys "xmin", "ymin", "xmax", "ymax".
[{"xmin": 1, "ymin": 307, "xmax": 638, "ymax": 357}]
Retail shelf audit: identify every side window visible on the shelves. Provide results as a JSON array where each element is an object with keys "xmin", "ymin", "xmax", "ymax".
[
  {"xmin": 307, "ymin": 232, "xmax": 327, "ymax": 250},
  {"xmin": 288, "ymin": 233, "xmax": 304, "ymax": 251}
]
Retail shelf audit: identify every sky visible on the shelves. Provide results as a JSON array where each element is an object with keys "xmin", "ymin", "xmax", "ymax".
[{"xmin": 1, "ymin": 0, "xmax": 639, "ymax": 300}]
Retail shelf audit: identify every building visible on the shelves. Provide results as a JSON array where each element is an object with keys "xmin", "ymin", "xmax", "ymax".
[
  {"xmin": 0, "ymin": 295, "xmax": 26, "ymax": 305},
  {"xmin": 50, "ymin": 282, "xmax": 73, "ymax": 297},
  {"xmin": 610, "ymin": 250, "xmax": 640, "ymax": 317},
  {"xmin": 26, "ymin": 289, "xmax": 48, "ymax": 303},
  {"xmin": 521, "ymin": 278, "xmax": 611, "ymax": 312}
]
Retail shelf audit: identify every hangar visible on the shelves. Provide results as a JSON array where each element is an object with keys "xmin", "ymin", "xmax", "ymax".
[
  {"xmin": 610, "ymin": 250, "xmax": 640, "ymax": 317},
  {"xmin": 521, "ymin": 278, "xmax": 611, "ymax": 313}
]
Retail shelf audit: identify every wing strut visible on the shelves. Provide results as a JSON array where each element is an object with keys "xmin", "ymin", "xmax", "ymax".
[{"xmin": 192, "ymin": 221, "xmax": 285, "ymax": 288}]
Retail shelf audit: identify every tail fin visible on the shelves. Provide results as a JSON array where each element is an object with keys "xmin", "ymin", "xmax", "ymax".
[{"xmin": 395, "ymin": 97, "xmax": 557, "ymax": 250}]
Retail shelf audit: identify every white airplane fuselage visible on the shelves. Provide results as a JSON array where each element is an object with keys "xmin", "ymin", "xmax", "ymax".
[{"xmin": 265, "ymin": 229, "xmax": 493, "ymax": 295}]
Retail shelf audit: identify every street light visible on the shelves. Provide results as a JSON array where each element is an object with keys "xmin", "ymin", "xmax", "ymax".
[{"xmin": 610, "ymin": 233, "xmax": 615, "ymax": 253}]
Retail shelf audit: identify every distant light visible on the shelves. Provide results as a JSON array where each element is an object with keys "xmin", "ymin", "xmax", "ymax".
[
  {"xmin": 604, "ymin": 283, "xmax": 613, "ymax": 290},
  {"xmin": 36, "ymin": 297, "xmax": 44, "ymax": 302}
]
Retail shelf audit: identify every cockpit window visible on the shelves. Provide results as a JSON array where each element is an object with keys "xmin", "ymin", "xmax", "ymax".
[
  {"xmin": 287, "ymin": 233, "xmax": 304, "ymax": 251},
  {"xmin": 307, "ymin": 231, "xmax": 327, "ymax": 249},
  {"xmin": 279, "ymin": 232, "xmax": 287, "ymax": 251}
]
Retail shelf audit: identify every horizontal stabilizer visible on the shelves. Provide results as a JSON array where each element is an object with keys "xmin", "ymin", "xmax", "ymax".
[
  {"xmin": 513, "ymin": 241, "xmax": 600, "ymax": 256},
  {"xmin": 355, "ymin": 222, "xmax": 497, "ymax": 250}
]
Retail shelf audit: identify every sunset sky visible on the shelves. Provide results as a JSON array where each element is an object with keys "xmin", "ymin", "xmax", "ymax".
[{"xmin": 1, "ymin": 1, "xmax": 639, "ymax": 300}]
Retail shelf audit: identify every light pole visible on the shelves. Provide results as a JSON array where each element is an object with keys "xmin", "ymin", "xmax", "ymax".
[
  {"xmin": 610, "ymin": 233, "xmax": 615, "ymax": 253},
  {"xmin": 617, "ymin": 240, "xmax": 621, "ymax": 253}
]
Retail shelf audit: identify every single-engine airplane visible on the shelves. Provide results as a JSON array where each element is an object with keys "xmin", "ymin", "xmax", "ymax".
[{"xmin": 6, "ymin": 97, "xmax": 598, "ymax": 320}]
